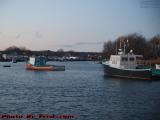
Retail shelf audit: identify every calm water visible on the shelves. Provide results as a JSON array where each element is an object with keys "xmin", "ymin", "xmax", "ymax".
[{"xmin": 0, "ymin": 61, "xmax": 160, "ymax": 120}]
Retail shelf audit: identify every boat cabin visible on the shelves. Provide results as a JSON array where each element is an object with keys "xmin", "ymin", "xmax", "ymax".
[
  {"xmin": 156, "ymin": 64, "xmax": 160, "ymax": 69},
  {"xmin": 109, "ymin": 51, "xmax": 142, "ymax": 69},
  {"xmin": 28, "ymin": 56, "xmax": 47, "ymax": 67}
]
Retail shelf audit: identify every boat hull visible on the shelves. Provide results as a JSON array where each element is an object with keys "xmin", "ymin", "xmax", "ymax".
[
  {"xmin": 152, "ymin": 69, "xmax": 160, "ymax": 79},
  {"xmin": 26, "ymin": 64, "xmax": 65, "ymax": 71},
  {"xmin": 103, "ymin": 64, "xmax": 152, "ymax": 80}
]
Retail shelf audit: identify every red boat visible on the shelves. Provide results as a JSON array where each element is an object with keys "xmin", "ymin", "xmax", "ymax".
[{"xmin": 26, "ymin": 56, "xmax": 65, "ymax": 71}]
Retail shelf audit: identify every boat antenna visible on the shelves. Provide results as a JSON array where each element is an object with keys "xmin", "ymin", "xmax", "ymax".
[
  {"xmin": 126, "ymin": 35, "xmax": 129, "ymax": 54},
  {"xmin": 123, "ymin": 40, "xmax": 126, "ymax": 55},
  {"xmin": 116, "ymin": 40, "xmax": 117, "ymax": 55},
  {"xmin": 120, "ymin": 38, "xmax": 121, "ymax": 49}
]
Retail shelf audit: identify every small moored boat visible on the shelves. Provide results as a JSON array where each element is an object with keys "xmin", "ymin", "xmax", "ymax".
[
  {"xmin": 3, "ymin": 65, "xmax": 11, "ymax": 67},
  {"xmin": 26, "ymin": 56, "xmax": 65, "ymax": 71},
  {"xmin": 12, "ymin": 57, "xmax": 17, "ymax": 63},
  {"xmin": 156, "ymin": 64, "xmax": 160, "ymax": 69},
  {"xmin": 151, "ymin": 64, "xmax": 160, "ymax": 79}
]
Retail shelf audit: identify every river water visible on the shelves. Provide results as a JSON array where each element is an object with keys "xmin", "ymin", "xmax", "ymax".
[{"xmin": 0, "ymin": 61, "xmax": 160, "ymax": 120}]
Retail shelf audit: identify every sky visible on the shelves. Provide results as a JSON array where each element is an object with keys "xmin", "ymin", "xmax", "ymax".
[{"xmin": 0, "ymin": 0, "xmax": 160, "ymax": 52}]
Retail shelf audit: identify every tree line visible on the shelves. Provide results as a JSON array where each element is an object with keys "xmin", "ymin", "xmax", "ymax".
[
  {"xmin": 0, "ymin": 46, "xmax": 101, "ymax": 61},
  {"xmin": 102, "ymin": 33, "xmax": 160, "ymax": 60}
]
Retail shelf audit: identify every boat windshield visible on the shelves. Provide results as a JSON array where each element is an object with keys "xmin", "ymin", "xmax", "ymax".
[{"xmin": 35, "ymin": 56, "xmax": 47, "ymax": 67}]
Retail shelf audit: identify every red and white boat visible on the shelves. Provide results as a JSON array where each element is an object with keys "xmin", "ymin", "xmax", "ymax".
[{"xmin": 26, "ymin": 56, "xmax": 65, "ymax": 71}]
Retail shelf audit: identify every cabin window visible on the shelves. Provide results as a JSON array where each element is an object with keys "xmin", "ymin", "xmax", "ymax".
[
  {"xmin": 129, "ymin": 57, "xmax": 135, "ymax": 61},
  {"xmin": 112, "ymin": 61, "xmax": 117, "ymax": 64},
  {"xmin": 122, "ymin": 57, "xmax": 128, "ymax": 61}
]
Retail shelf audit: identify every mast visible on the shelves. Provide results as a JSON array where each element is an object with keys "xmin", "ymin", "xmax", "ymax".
[
  {"xmin": 120, "ymin": 38, "xmax": 121, "ymax": 49},
  {"xmin": 124, "ymin": 41, "xmax": 126, "ymax": 55},
  {"xmin": 123, "ymin": 38, "xmax": 129, "ymax": 55},
  {"xmin": 116, "ymin": 40, "xmax": 117, "ymax": 55}
]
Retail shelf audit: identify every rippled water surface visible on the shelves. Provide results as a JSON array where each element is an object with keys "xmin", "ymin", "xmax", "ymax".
[{"xmin": 0, "ymin": 61, "xmax": 160, "ymax": 120}]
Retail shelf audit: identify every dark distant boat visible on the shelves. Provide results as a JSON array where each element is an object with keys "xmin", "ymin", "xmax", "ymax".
[
  {"xmin": 151, "ymin": 64, "xmax": 160, "ymax": 79},
  {"xmin": 152, "ymin": 69, "xmax": 160, "ymax": 78},
  {"xmin": 26, "ymin": 56, "xmax": 65, "ymax": 71},
  {"xmin": 3, "ymin": 65, "xmax": 11, "ymax": 67},
  {"xmin": 102, "ymin": 40, "xmax": 152, "ymax": 80}
]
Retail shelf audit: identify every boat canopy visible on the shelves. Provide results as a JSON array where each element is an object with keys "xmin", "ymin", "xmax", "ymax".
[
  {"xmin": 35, "ymin": 56, "xmax": 47, "ymax": 67},
  {"xmin": 156, "ymin": 64, "xmax": 160, "ymax": 69},
  {"xmin": 28, "ymin": 56, "xmax": 47, "ymax": 66},
  {"xmin": 109, "ymin": 52, "xmax": 143, "ymax": 69}
]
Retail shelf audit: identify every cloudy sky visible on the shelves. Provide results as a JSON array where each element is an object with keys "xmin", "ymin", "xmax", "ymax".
[{"xmin": 0, "ymin": 0, "xmax": 160, "ymax": 52}]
